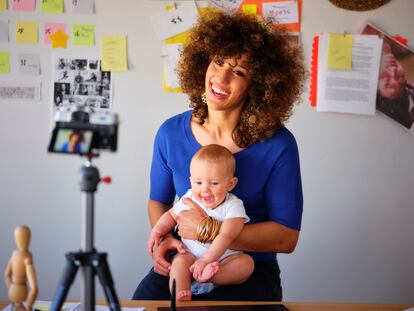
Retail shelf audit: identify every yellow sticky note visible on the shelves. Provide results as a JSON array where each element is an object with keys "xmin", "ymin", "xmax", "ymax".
[
  {"xmin": 0, "ymin": 0, "xmax": 7, "ymax": 10},
  {"xmin": 0, "ymin": 51, "xmax": 10, "ymax": 73},
  {"xmin": 16, "ymin": 22, "xmax": 38, "ymax": 44},
  {"xmin": 328, "ymin": 33, "xmax": 353, "ymax": 70},
  {"xmin": 100, "ymin": 35, "xmax": 128, "ymax": 71},
  {"xmin": 242, "ymin": 4, "xmax": 257, "ymax": 15},
  {"xmin": 41, "ymin": 0, "xmax": 63, "ymax": 13}
]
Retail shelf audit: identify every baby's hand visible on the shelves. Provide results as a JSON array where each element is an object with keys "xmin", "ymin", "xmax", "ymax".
[{"xmin": 147, "ymin": 231, "xmax": 162, "ymax": 256}]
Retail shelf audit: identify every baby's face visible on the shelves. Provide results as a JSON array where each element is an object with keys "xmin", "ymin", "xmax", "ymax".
[
  {"xmin": 378, "ymin": 53, "xmax": 406, "ymax": 100},
  {"xmin": 190, "ymin": 159, "xmax": 237, "ymax": 209}
]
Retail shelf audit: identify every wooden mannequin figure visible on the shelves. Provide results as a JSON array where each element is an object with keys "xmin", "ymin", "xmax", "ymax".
[{"xmin": 4, "ymin": 226, "xmax": 38, "ymax": 311}]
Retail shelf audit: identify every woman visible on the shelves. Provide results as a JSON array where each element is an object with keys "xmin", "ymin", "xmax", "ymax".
[{"xmin": 133, "ymin": 11, "xmax": 305, "ymax": 301}]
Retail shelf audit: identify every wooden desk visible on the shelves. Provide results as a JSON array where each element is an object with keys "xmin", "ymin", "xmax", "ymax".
[{"xmin": 1, "ymin": 300, "xmax": 413, "ymax": 311}]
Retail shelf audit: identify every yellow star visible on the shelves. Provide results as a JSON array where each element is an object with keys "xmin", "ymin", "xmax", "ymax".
[{"xmin": 49, "ymin": 29, "xmax": 70, "ymax": 48}]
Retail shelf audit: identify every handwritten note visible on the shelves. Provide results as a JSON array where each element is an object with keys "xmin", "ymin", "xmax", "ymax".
[
  {"xmin": 208, "ymin": 0, "xmax": 243, "ymax": 13},
  {"xmin": 150, "ymin": 1, "xmax": 199, "ymax": 40},
  {"xmin": 100, "ymin": 35, "xmax": 128, "ymax": 71},
  {"xmin": 0, "ymin": 51, "xmax": 10, "ymax": 73},
  {"xmin": 19, "ymin": 53, "xmax": 41, "ymax": 75},
  {"xmin": 242, "ymin": 4, "xmax": 257, "ymax": 15},
  {"xmin": 0, "ymin": 20, "xmax": 9, "ymax": 42},
  {"xmin": 73, "ymin": 24, "xmax": 95, "ymax": 46},
  {"xmin": 41, "ymin": 0, "xmax": 63, "ymax": 14},
  {"xmin": 44, "ymin": 23, "xmax": 66, "ymax": 43},
  {"xmin": 69, "ymin": 0, "xmax": 93, "ymax": 14},
  {"xmin": 327, "ymin": 33, "xmax": 353, "ymax": 70},
  {"xmin": 16, "ymin": 22, "xmax": 38, "ymax": 44},
  {"xmin": 163, "ymin": 43, "xmax": 182, "ymax": 89},
  {"xmin": 12, "ymin": 0, "xmax": 35, "ymax": 11},
  {"xmin": 0, "ymin": 0, "xmax": 7, "ymax": 10},
  {"xmin": 263, "ymin": 0, "xmax": 299, "ymax": 25}
]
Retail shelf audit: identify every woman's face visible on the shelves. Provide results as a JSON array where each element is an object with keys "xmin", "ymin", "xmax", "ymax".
[
  {"xmin": 204, "ymin": 54, "xmax": 252, "ymax": 112},
  {"xmin": 378, "ymin": 52, "xmax": 406, "ymax": 100}
]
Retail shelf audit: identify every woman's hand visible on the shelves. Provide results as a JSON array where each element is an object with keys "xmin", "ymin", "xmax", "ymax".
[
  {"xmin": 176, "ymin": 197, "xmax": 207, "ymax": 240},
  {"xmin": 152, "ymin": 235, "xmax": 186, "ymax": 276}
]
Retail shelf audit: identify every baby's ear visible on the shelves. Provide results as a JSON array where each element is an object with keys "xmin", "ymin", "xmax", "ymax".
[{"xmin": 228, "ymin": 177, "xmax": 238, "ymax": 191}]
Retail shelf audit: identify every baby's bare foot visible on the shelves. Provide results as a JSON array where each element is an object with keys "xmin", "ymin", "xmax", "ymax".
[
  {"xmin": 197, "ymin": 261, "xmax": 219, "ymax": 282},
  {"xmin": 177, "ymin": 289, "xmax": 192, "ymax": 301}
]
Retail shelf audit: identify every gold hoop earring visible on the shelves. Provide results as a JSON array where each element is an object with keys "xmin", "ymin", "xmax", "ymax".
[{"xmin": 201, "ymin": 92, "xmax": 207, "ymax": 104}]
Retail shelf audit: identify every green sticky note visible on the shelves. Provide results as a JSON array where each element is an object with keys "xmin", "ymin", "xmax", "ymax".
[
  {"xmin": 242, "ymin": 4, "xmax": 257, "ymax": 15},
  {"xmin": 328, "ymin": 33, "xmax": 353, "ymax": 70},
  {"xmin": 0, "ymin": 0, "xmax": 7, "ymax": 11},
  {"xmin": 41, "ymin": 0, "xmax": 63, "ymax": 13},
  {"xmin": 73, "ymin": 24, "xmax": 95, "ymax": 46},
  {"xmin": 0, "ymin": 51, "xmax": 10, "ymax": 73}
]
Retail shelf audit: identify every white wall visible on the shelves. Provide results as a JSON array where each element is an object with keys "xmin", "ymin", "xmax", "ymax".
[{"xmin": 1, "ymin": 0, "xmax": 413, "ymax": 304}]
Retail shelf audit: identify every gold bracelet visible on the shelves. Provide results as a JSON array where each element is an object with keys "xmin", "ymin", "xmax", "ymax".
[{"xmin": 196, "ymin": 216, "xmax": 221, "ymax": 243}]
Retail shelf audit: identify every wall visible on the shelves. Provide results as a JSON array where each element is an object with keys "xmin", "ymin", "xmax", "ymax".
[{"xmin": 0, "ymin": 0, "xmax": 413, "ymax": 304}]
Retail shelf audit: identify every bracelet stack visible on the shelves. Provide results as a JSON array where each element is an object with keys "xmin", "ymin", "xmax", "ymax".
[{"xmin": 196, "ymin": 216, "xmax": 220, "ymax": 243}]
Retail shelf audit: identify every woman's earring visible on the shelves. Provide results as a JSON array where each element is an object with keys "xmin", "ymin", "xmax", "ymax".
[{"xmin": 201, "ymin": 92, "xmax": 207, "ymax": 104}]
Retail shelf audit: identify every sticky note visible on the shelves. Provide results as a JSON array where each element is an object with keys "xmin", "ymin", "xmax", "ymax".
[
  {"xmin": 242, "ymin": 4, "xmax": 257, "ymax": 15},
  {"xmin": 12, "ymin": 0, "xmax": 35, "ymax": 11},
  {"xmin": 41, "ymin": 0, "xmax": 64, "ymax": 14},
  {"xmin": 100, "ymin": 35, "xmax": 128, "ymax": 71},
  {"xmin": 328, "ymin": 33, "xmax": 353, "ymax": 70},
  {"xmin": 0, "ymin": 51, "xmax": 10, "ymax": 73},
  {"xmin": 69, "ymin": 0, "xmax": 93, "ymax": 14},
  {"xmin": 73, "ymin": 24, "xmax": 95, "ymax": 46},
  {"xmin": 19, "ymin": 53, "xmax": 41, "ymax": 75},
  {"xmin": 0, "ymin": 20, "xmax": 9, "ymax": 42},
  {"xmin": 0, "ymin": 0, "xmax": 7, "ymax": 10},
  {"xmin": 16, "ymin": 22, "xmax": 38, "ymax": 44},
  {"xmin": 44, "ymin": 23, "xmax": 66, "ymax": 43}
]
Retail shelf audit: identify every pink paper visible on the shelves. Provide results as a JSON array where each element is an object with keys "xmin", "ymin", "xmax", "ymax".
[
  {"xmin": 12, "ymin": 0, "xmax": 36, "ymax": 11},
  {"xmin": 44, "ymin": 23, "xmax": 66, "ymax": 44}
]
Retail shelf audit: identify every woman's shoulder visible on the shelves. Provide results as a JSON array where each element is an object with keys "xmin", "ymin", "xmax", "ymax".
[
  {"xmin": 158, "ymin": 110, "xmax": 192, "ymax": 133},
  {"xmin": 259, "ymin": 127, "xmax": 298, "ymax": 150}
]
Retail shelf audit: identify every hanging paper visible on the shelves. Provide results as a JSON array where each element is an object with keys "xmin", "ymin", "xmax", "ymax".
[
  {"xmin": 150, "ymin": 1, "xmax": 199, "ymax": 40},
  {"xmin": 208, "ymin": 0, "xmax": 243, "ymax": 13},
  {"xmin": 0, "ymin": 0, "xmax": 7, "ymax": 10},
  {"xmin": 12, "ymin": 0, "xmax": 35, "ymax": 11},
  {"xmin": 262, "ymin": 0, "xmax": 299, "ymax": 25},
  {"xmin": 100, "ymin": 35, "xmax": 128, "ymax": 71}
]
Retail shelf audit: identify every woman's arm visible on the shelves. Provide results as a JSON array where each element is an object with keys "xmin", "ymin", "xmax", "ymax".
[{"xmin": 147, "ymin": 199, "xmax": 186, "ymax": 276}]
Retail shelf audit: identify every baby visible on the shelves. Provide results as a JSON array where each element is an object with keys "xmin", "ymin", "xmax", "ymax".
[{"xmin": 147, "ymin": 144, "xmax": 254, "ymax": 301}]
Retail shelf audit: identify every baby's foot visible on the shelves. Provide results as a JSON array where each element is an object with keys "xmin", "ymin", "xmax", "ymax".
[
  {"xmin": 177, "ymin": 289, "xmax": 192, "ymax": 301},
  {"xmin": 197, "ymin": 261, "xmax": 219, "ymax": 282}
]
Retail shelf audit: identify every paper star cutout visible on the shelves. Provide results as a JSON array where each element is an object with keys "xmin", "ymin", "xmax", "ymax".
[{"xmin": 49, "ymin": 29, "xmax": 70, "ymax": 48}]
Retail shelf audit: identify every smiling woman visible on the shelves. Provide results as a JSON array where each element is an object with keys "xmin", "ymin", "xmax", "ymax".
[{"xmin": 133, "ymin": 10, "xmax": 306, "ymax": 302}]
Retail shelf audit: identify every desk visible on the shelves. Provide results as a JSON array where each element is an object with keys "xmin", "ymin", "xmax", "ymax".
[{"xmin": 1, "ymin": 300, "xmax": 413, "ymax": 311}]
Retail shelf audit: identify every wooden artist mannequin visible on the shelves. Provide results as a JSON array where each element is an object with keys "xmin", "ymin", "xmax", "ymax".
[{"xmin": 4, "ymin": 226, "xmax": 38, "ymax": 311}]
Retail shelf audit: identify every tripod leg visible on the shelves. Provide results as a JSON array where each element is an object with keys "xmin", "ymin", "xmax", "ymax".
[
  {"xmin": 50, "ymin": 253, "xmax": 79, "ymax": 311},
  {"xmin": 95, "ymin": 254, "xmax": 121, "ymax": 311}
]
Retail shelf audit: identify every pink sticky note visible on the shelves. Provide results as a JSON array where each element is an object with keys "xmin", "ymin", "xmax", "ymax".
[
  {"xmin": 12, "ymin": 0, "xmax": 36, "ymax": 11},
  {"xmin": 44, "ymin": 23, "xmax": 66, "ymax": 44}
]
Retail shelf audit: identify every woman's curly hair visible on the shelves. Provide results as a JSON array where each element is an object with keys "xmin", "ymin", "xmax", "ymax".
[{"xmin": 178, "ymin": 10, "xmax": 306, "ymax": 148}]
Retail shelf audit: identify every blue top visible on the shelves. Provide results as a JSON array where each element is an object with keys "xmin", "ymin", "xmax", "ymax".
[{"xmin": 150, "ymin": 110, "xmax": 303, "ymax": 261}]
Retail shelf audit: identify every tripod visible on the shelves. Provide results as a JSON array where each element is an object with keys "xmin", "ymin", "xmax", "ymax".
[{"xmin": 51, "ymin": 159, "xmax": 121, "ymax": 311}]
